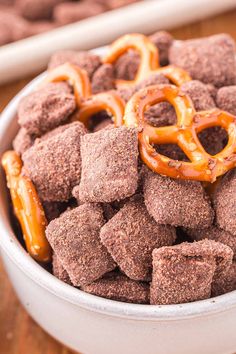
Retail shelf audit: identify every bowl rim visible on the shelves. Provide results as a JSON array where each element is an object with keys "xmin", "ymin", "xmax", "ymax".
[{"xmin": 0, "ymin": 49, "xmax": 236, "ymax": 322}]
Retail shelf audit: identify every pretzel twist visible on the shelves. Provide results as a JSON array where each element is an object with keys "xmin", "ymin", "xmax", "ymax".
[
  {"xmin": 44, "ymin": 63, "xmax": 91, "ymax": 106},
  {"xmin": 103, "ymin": 33, "xmax": 191, "ymax": 87},
  {"xmin": 2, "ymin": 151, "xmax": 51, "ymax": 263},
  {"xmin": 76, "ymin": 91, "xmax": 125, "ymax": 128},
  {"xmin": 121, "ymin": 84, "xmax": 236, "ymax": 182}
]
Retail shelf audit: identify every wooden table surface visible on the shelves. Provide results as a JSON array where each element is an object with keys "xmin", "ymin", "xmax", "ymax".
[{"xmin": 1, "ymin": 9, "xmax": 236, "ymax": 354}]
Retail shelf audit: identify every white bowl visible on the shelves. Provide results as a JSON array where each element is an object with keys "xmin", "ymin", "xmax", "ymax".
[{"xmin": 0, "ymin": 50, "xmax": 236, "ymax": 354}]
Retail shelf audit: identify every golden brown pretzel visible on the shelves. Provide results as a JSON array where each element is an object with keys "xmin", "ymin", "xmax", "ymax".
[
  {"xmin": 1, "ymin": 151, "xmax": 51, "ymax": 262},
  {"xmin": 122, "ymin": 84, "xmax": 236, "ymax": 182},
  {"xmin": 76, "ymin": 91, "xmax": 125, "ymax": 128},
  {"xmin": 44, "ymin": 63, "xmax": 91, "ymax": 106},
  {"xmin": 103, "ymin": 33, "xmax": 191, "ymax": 87}
]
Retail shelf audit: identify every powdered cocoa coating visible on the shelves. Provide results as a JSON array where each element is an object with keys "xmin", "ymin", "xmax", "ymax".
[
  {"xmin": 38, "ymin": 120, "xmax": 78, "ymax": 141},
  {"xmin": 216, "ymin": 86, "xmax": 236, "ymax": 116},
  {"xmin": 71, "ymin": 185, "xmax": 80, "ymax": 203},
  {"xmin": 176, "ymin": 239, "xmax": 233, "ymax": 276},
  {"xmin": 79, "ymin": 127, "xmax": 139, "ymax": 203},
  {"xmin": 16, "ymin": 0, "xmax": 62, "ymax": 20},
  {"xmin": 13, "ymin": 127, "xmax": 34, "ymax": 155},
  {"xmin": 212, "ymin": 262, "xmax": 236, "ymax": 297},
  {"xmin": 169, "ymin": 34, "xmax": 236, "ymax": 87},
  {"xmin": 48, "ymin": 50, "xmax": 101, "ymax": 79},
  {"xmin": 53, "ymin": 1, "xmax": 105, "ymax": 25},
  {"xmin": 143, "ymin": 169, "xmax": 214, "ymax": 228},
  {"xmin": 149, "ymin": 31, "xmax": 173, "ymax": 65},
  {"xmin": 52, "ymin": 254, "xmax": 72, "ymax": 285},
  {"xmin": 134, "ymin": 73, "xmax": 169, "ymax": 91},
  {"xmin": 150, "ymin": 241, "xmax": 218, "ymax": 305},
  {"xmin": 82, "ymin": 272, "xmax": 150, "ymax": 304},
  {"xmin": 116, "ymin": 86, "xmax": 134, "ymax": 103},
  {"xmin": 185, "ymin": 226, "xmax": 236, "ymax": 260},
  {"xmin": 100, "ymin": 196, "xmax": 176, "ymax": 281},
  {"xmin": 206, "ymin": 84, "xmax": 217, "ymax": 101},
  {"xmin": 18, "ymin": 82, "xmax": 76, "ymax": 136},
  {"xmin": 114, "ymin": 51, "xmax": 139, "ymax": 81},
  {"xmin": 46, "ymin": 203, "xmax": 116, "ymax": 286},
  {"xmin": 145, "ymin": 102, "xmax": 176, "ymax": 127},
  {"xmin": 198, "ymin": 126, "xmax": 227, "ymax": 156},
  {"xmin": 22, "ymin": 122, "xmax": 87, "ymax": 202},
  {"xmin": 213, "ymin": 170, "xmax": 236, "ymax": 236},
  {"xmin": 180, "ymin": 80, "xmax": 215, "ymax": 111},
  {"xmin": 92, "ymin": 63, "xmax": 115, "ymax": 94}
]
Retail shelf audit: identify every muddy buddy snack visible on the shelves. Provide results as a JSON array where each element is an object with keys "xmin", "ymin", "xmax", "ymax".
[
  {"xmin": 48, "ymin": 51, "xmax": 101, "ymax": 79},
  {"xmin": 92, "ymin": 63, "xmax": 115, "ymax": 94},
  {"xmin": 52, "ymin": 254, "xmax": 72, "ymax": 285},
  {"xmin": 143, "ymin": 169, "xmax": 214, "ymax": 228},
  {"xmin": 150, "ymin": 240, "xmax": 233, "ymax": 305},
  {"xmin": 100, "ymin": 196, "xmax": 176, "ymax": 281},
  {"xmin": 82, "ymin": 272, "xmax": 150, "ymax": 304},
  {"xmin": 149, "ymin": 31, "xmax": 173, "ymax": 66},
  {"xmin": 79, "ymin": 127, "xmax": 139, "ymax": 203},
  {"xmin": 12, "ymin": 127, "xmax": 34, "ymax": 155},
  {"xmin": 46, "ymin": 203, "xmax": 116, "ymax": 286},
  {"xmin": 213, "ymin": 170, "xmax": 236, "ymax": 236},
  {"xmin": 22, "ymin": 122, "xmax": 86, "ymax": 201},
  {"xmin": 216, "ymin": 86, "xmax": 236, "ymax": 116},
  {"xmin": 169, "ymin": 34, "xmax": 236, "ymax": 87},
  {"xmin": 18, "ymin": 82, "xmax": 76, "ymax": 136},
  {"xmin": 180, "ymin": 80, "xmax": 215, "ymax": 111},
  {"xmin": 3, "ymin": 31, "xmax": 236, "ymax": 305},
  {"xmin": 114, "ymin": 51, "xmax": 140, "ymax": 81},
  {"xmin": 185, "ymin": 226, "xmax": 236, "ymax": 260}
]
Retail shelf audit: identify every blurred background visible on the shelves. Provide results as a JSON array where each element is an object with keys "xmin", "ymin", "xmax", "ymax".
[{"xmin": 1, "ymin": 0, "xmax": 236, "ymax": 353}]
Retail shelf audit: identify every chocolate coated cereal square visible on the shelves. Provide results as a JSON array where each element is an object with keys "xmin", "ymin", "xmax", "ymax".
[
  {"xmin": 169, "ymin": 34, "xmax": 236, "ymax": 87},
  {"xmin": 100, "ymin": 196, "xmax": 176, "ymax": 281},
  {"xmin": 22, "ymin": 122, "xmax": 87, "ymax": 202},
  {"xmin": 79, "ymin": 127, "xmax": 139, "ymax": 203},
  {"xmin": 82, "ymin": 272, "xmax": 150, "ymax": 304},
  {"xmin": 46, "ymin": 203, "xmax": 116, "ymax": 286},
  {"xmin": 143, "ymin": 169, "xmax": 214, "ymax": 228}
]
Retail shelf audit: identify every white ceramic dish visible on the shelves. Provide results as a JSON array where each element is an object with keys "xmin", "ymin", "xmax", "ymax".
[{"xmin": 0, "ymin": 48, "xmax": 236, "ymax": 354}]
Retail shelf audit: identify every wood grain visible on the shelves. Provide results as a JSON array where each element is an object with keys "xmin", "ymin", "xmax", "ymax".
[{"xmin": 1, "ymin": 9, "xmax": 236, "ymax": 353}]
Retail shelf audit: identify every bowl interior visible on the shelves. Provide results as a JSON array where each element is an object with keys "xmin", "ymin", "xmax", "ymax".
[{"xmin": 0, "ymin": 48, "xmax": 236, "ymax": 321}]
